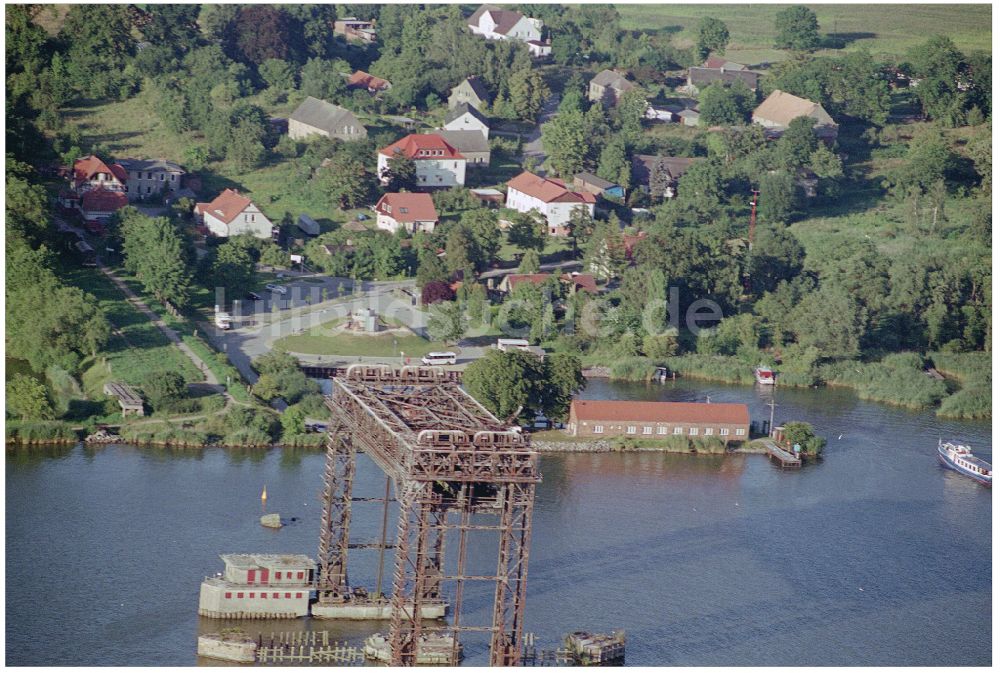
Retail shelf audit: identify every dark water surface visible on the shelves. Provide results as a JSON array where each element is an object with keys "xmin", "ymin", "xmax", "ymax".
[{"xmin": 6, "ymin": 379, "xmax": 991, "ymax": 665}]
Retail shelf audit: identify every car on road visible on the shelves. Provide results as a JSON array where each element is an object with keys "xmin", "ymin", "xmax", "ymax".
[
  {"xmin": 421, "ymin": 351, "xmax": 457, "ymax": 366},
  {"xmin": 265, "ymin": 283, "xmax": 289, "ymax": 295},
  {"xmin": 246, "ymin": 291, "xmax": 262, "ymax": 301}
]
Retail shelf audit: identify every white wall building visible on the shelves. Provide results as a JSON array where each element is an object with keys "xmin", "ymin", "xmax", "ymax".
[
  {"xmin": 505, "ymin": 171, "xmax": 596, "ymax": 236},
  {"xmin": 377, "ymin": 134, "xmax": 467, "ymax": 188},
  {"xmin": 195, "ymin": 189, "xmax": 273, "ymax": 239}
]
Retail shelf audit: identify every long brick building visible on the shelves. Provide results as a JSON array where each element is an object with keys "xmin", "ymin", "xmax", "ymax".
[{"xmin": 567, "ymin": 399, "xmax": 750, "ymax": 442}]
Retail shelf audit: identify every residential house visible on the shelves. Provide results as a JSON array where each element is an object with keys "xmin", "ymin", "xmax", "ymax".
[
  {"xmin": 117, "ymin": 158, "xmax": 185, "ymax": 200},
  {"xmin": 497, "ymin": 272, "xmax": 598, "ymax": 295},
  {"xmin": 195, "ymin": 189, "xmax": 273, "ymax": 239},
  {"xmin": 442, "ymin": 103, "xmax": 490, "ymax": 139},
  {"xmin": 589, "ymin": 69, "xmax": 637, "ymax": 107},
  {"xmin": 573, "ymin": 172, "xmax": 625, "ymax": 200},
  {"xmin": 288, "ymin": 97, "xmax": 367, "ymax": 142},
  {"xmin": 79, "ymin": 189, "xmax": 129, "ymax": 227},
  {"xmin": 437, "ymin": 130, "xmax": 490, "ymax": 167},
  {"xmin": 347, "ymin": 70, "xmax": 391, "ymax": 93},
  {"xmin": 702, "ymin": 56, "xmax": 748, "ymax": 71},
  {"xmin": 296, "ymin": 213, "xmax": 320, "ymax": 237},
  {"xmin": 505, "ymin": 171, "xmax": 596, "ymax": 236},
  {"xmin": 377, "ymin": 134, "xmax": 467, "ymax": 188},
  {"xmin": 752, "ymin": 89, "xmax": 838, "ymax": 140},
  {"xmin": 567, "ymin": 399, "xmax": 750, "ymax": 442},
  {"xmin": 448, "ymin": 76, "xmax": 492, "ymax": 111},
  {"xmin": 525, "ymin": 39, "xmax": 552, "ymax": 58},
  {"xmin": 71, "ymin": 155, "xmax": 127, "ymax": 194},
  {"xmin": 373, "ymin": 193, "xmax": 439, "ymax": 234},
  {"xmin": 631, "ymin": 155, "xmax": 702, "ymax": 199},
  {"xmin": 333, "ymin": 17, "xmax": 376, "ymax": 43},
  {"xmin": 677, "ymin": 109, "xmax": 700, "ymax": 127},
  {"xmin": 470, "ymin": 188, "xmax": 505, "ymax": 206},
  {"xmin": 467, "ymin": 4, "xmax": 543, "ymax": 44},
  {"xmin": 685, "ymin": 66, "xmax": 759, "ymax": 95}
]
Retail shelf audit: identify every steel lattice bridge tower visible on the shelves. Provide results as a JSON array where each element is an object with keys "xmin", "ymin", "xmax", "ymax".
[{"xmin": 316, "ymin": 364, "xmax": 540, "ymax": 666}]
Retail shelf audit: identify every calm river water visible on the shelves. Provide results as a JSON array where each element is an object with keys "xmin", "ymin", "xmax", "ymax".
[{"xmin": 6, "ymin": 379, "xmax": 991, "ymax": 666}]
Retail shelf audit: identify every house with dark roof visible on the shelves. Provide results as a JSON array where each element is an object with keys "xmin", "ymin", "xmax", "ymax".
[
  {"xmin": 686, "ymin": 67, "xmax": 759, "ymax": 95},
  {"xmin": 117, "ymin": 158, "xmax": 185, "ymax": 200},
  {"xmin": 374, "ymin": 193, "xmax": 439, "ymax": 234},
  {"xmin": 702, "ymin": 56, "xmax": 748, "ymax": 71},
  {"xmin": 448, "ymin": 76, "xmax": 492, "ymax": 111},
  {"xmin": 288, "ymin": 97, "xmax": 366, "ymax": 142},
  {"xmin": 442, "ymin": 103, "xmax": 490, "ymax": 139},
  {"xmin": 752, "ymin": 89, "xmax": 838, "ymax": 140},
  {"xmin": 377, "ymin": 134, "xmax": 467, "ymax": 187},
  {"xmin": 567, "ymin": 399, "xmax": 750, "ymax": 441},
  {"xmin": 437, "ymin": 130, "xmax": 490, "ymax": 167},
  {"xmin": 333, "ymin": 17, "xmax": 376, "ymax": 43},
  {"xmin": 505, "ymin": 171, "xmax": 596, "ymax": 236},
  {"xmin": 632, "ymin": 155, "xmax": 703, "ymax": 199},
  {"xmin": 347, "ymin": 70, "xmax": 391, "ymax": 93},
  {"xmin": 468, "ymin": 4, "xmax": 543, "ymax": 44},
  {"xmin": 573, "ymin": 172, "xmax": 625, "ymax": 200},
  {"xmin": 194, "ymin": 189, "xmax": 273, "ymax": 239},
  {"xmin": 588, "ymin": 69, "xmax": 637, "ymax": 107}
]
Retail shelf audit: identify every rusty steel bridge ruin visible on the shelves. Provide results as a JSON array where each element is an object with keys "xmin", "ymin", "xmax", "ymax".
[{"xmin": 315, "ymin": 364, "xmax": 540, "ymax": 666}]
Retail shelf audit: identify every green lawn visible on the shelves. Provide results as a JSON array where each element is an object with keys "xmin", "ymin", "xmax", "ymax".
[
  {"xmin": 617, "ymin": 4, "xmax": 991, "ymax": 63},
  {"xmin": 273, "ymin": 318, "xmax": 449, "ymax": 357},
  {"xmin": 61, "ymin": 267, "xmax": 204, "ymax": 398}
]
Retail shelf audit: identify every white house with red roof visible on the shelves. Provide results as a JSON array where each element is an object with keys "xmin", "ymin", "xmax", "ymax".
[
  {"xmin": 377, "ymin": 134, "xmax": 467, "ymax": 188},
  {"xmin": 505, "ymin": 171, "xmax": 596, "ymax": 236},
  {"xmin": 194, "ymin": 189, "xmax": 273, "ymax": 239},
  {"xmin": 71, "ymin": 155, "xmax": 128, "ymax": 194},
  {"xmin": 468, "ymin": 5, "xmax": 543, "ymax": 44},
  {"xmin": 373, "ymin": 193, "xmax": 440, "ymax": 234}
]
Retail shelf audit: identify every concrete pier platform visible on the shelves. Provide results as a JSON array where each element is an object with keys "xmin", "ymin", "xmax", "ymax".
[{"xmin": 311, "ymin": 600, "xmax": 447, "ymax": 620}]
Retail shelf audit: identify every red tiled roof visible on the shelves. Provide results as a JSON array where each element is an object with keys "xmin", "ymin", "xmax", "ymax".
[
  {"xmin": 195, "ymin": 188, "xmax": 253, "ymax": 225},
  {"xmin": 563, "ymin": 273, "xmax": 597, "ymax": 293},
  {"xmin": 623, "ymin": 231, "xmax": 648, "ymax": 258},
  {"xmin": 571, "ymin": 400, "xmax": 749, "ymax": 425},
  {"xmin": 506, "ymin": 274, "xmax": 550, "ymax": 290},
  {"xmin": 374, "ymin": 193, "xmax": 439, "ymax": 223},
  {"xmin": 378, "ymin": 134, "xmax": 465, "ymax": 160},
  {"xmin": 73, "ymin": 155, "xmax": 126, "ymax": 184},
  {"xmin": 348, "ymin": 70, "xmax": 390, "ymax": 91},
  {"xmin": 80, "ymin": 188, "xmax": 128, "ymax": 213},
  {"xmin": 507, "ymin": 171, "xmax": 596, "ymax": 204}
]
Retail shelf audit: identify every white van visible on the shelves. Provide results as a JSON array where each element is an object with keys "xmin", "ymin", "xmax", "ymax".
[{"xmin": 422, "ymin": 351, "xmax": 457, "ymax": 365}]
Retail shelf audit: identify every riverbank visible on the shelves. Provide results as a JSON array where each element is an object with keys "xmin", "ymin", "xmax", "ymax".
[{"xmin": 582, "ymin": 352, "xmax": 990, "ymax": 420}]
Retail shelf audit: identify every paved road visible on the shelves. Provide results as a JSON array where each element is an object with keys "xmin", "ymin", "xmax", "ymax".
[
  {"xmin": 522, "ymin": 93, "xmax": 561, "ymax": 166},
  {"xmin": 478, "ymin": 258, "xmax": 582, "ymax": 280}
]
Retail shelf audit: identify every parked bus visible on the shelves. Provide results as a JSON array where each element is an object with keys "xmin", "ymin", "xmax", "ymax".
[{"xmin": 421, "ymin": 351, "xmax": 457, "ymax": 366}]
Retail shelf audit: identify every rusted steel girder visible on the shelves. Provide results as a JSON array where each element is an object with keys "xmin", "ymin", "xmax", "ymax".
[{"xmin": 319, "ymin": 364, "xmax": 540, "ymax": 666}]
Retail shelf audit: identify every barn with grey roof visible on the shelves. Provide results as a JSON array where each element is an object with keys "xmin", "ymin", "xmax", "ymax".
[{"xmin": 288, "ymin": 97, "xmax": 367, "ymax": 142}]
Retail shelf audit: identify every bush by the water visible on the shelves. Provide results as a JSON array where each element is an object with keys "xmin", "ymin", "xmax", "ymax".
[
  {"xmin": 821, "ymin": 354, "xmax": 947, "ymax": 409},
  {"xmin": 609, "ymin": 357, "xmax": 657, "ymax": 381},
  {"xmin": 120, "ymin": 425, "xmax": 209, "ymax": 446},
  {"xmin": 661, "ymin": 355, "xmax": 755, "ymax": 384},
  {"xmin": 782, "ymin": 421, "xmax": 825, "ymax": 456},
  {"xmin": 937, "ymin": 384, "xmax": 991, "ymax": 419},
  {"xmin": 5, "ymin": 421, "xmax": 78, "ymax": 444}
]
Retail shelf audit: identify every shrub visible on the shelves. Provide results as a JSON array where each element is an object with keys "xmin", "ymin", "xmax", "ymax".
[
  {"xmin": 609, "ymin": 357, "xmax": 657, "ymax": 382},
  {"xmin": 5, "ymin": 421, "xmax": 78, "ymax": 444},
  {"xmin": 140, "ymin": 371, "xmax": 187, "ymax": 410},
  {"xmin": 781, "ymin": 421, "xmax": 826, "ymax": 456}
]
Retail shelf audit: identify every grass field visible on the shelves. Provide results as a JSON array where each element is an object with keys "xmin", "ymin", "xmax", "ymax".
[
  {"xmin": 61, "ymin": 267, "xmax": 203, "ymax": 398},
  {"xmin": 273, "ymin": 318, "xmax": 449, "ymax": 357},
  {"xmin": 617, "ymin": 4, "xmax": 991, "ymax": 64}
]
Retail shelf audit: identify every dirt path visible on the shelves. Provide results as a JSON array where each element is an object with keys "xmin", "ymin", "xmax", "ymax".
[{"xmin": 99, "ymin": 266, "xmax": 227, "ymax": 396}]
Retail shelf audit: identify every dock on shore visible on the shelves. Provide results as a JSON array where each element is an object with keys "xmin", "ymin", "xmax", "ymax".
[{"xmin": 763, "ymin": 439, "xmax": 802, "ymax": 468}]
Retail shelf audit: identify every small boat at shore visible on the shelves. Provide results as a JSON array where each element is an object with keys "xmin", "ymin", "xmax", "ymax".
[
  {"xmin": 937, "ymin": 440, "xmax": 991, "ymax": 486},
  {"xmin": 754, "ymin": 366, "xmax": 776, "ymax": 385}
]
